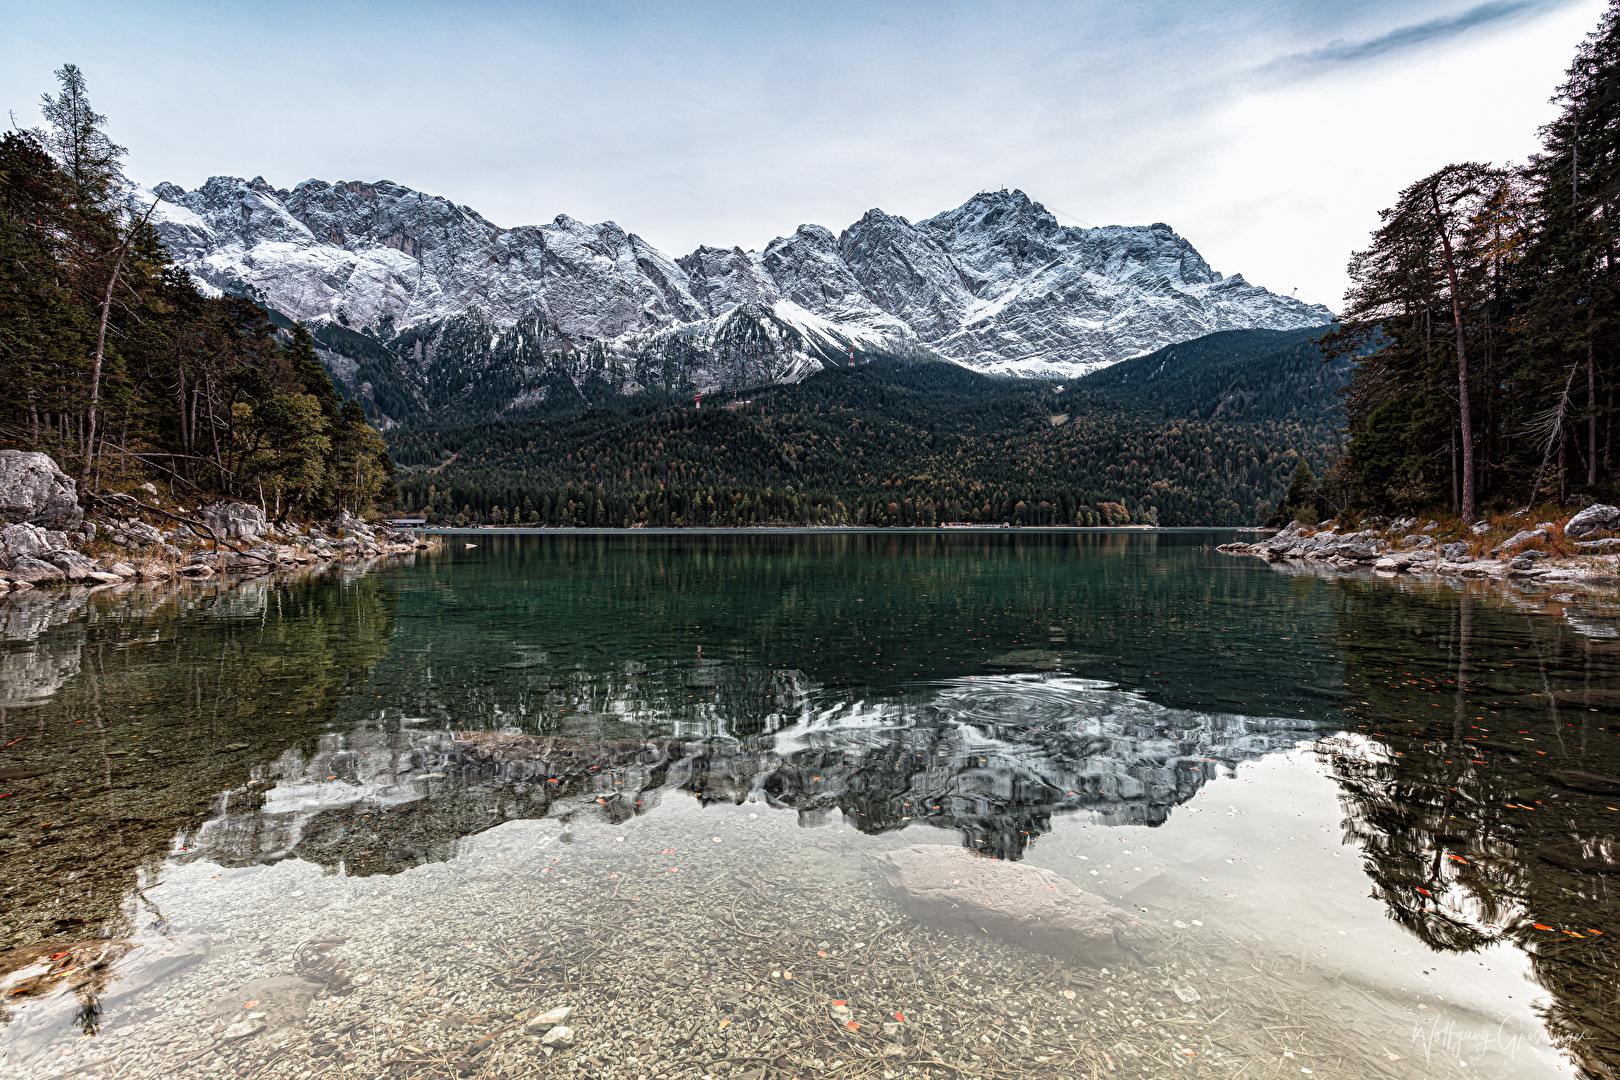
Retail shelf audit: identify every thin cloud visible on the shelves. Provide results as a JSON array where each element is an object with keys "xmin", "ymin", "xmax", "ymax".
[{"xmin": 1263, "ymin": 0, "xmax": 1573, "ymax": 75}]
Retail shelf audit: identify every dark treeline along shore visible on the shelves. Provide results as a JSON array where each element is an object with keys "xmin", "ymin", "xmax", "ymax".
[{"xmin": 388, "ymin": 329, "xmax": 1347, "ymax": 529}]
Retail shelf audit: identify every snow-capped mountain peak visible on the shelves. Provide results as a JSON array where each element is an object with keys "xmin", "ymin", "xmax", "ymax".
[{"xmin": 146, "ymin": 177, "xmax": 1332, "ymax": 421}]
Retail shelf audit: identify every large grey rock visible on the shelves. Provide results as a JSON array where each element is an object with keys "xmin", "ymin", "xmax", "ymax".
[
  {"xmin": 1565, "ymin": 504, "xmax": 1620, "ymax": 540},
  {"xmin": 876, "ymin": 844, "xmax": 1152, "ymax": 965},
  {"xmin": 336, "ymin": 510, "xmax": 377, "ymax": 543},
  {"xmin": 120, "ymin": 520, "xmax": 166, "ymax": 547},
  {"xmin": 0, "ymin": 523, "xmax": 53, "ymax": 565},
  {"xmin": 1334, "ymin": 541, "xmax": 1378, "ymax": 560},
  {"xmin": 1492, "ymin": 528, "xmax": 1549, "ymax": 556},
  {"xmin": 199, "ymin": 501, "xmax": 268, "ymax": 542},
  {"xmin": 7, "ymin": 556, "xmax": 65, "ymax": 585},
  {"xmin": 1441, "ymin": 541, "xmax": 1471, "ymax": 562},
  {"xmin": 0, "ymin": 451, "xmax": 81, "ymax": 528},
  {"xmin": 47, "ymin": 551, "xmax": 97, "ymax": 581}
]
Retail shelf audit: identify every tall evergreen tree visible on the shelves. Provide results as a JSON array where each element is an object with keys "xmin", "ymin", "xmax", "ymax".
[
  {"xmin": 1519, "ymin": 3, "xmax": 1620, "ymax": 500},
  {"xmin": 34, "ymin": 63, "xmax": 124, "ymax": 212}
]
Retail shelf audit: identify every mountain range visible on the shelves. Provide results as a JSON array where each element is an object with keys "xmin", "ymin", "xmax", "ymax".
[{"xmin": 147, "ymin": 178, "xmax": 1332, "ymax": 424}]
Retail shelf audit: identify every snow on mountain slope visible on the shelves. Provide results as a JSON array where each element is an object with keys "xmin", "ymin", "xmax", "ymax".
[
  {"xmin": 840, "ymin": 189, "xmax": 1330, "ymax": 378},
  {"xmin": 146, "ymin": 177, "xmax": 1331, "ymax": 419}
]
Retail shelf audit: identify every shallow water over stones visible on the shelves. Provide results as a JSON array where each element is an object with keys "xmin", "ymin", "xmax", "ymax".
[{"xmin": 1, "ymin": 531, "xmax": 1617, "ymax": 1079}]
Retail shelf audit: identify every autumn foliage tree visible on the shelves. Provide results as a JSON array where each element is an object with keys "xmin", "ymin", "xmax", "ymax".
[{"xmin": 0, "ymin": 66, "xmax": 394, "ymax": 519}]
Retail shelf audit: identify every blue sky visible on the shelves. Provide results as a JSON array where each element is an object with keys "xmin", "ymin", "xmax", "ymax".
[{"xmin": 2, "ymin": 0, "xmax": 1605, "ymax": 307}]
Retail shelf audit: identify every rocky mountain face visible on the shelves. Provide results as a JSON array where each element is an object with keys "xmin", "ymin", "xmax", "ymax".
[{"xmin": 147, "ymin": 178, "xmax": 1332, "ymax": 423}]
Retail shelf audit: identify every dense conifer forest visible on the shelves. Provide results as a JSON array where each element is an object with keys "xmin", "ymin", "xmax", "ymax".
[
  {"xmin": 386, "ymin": 328, "xmax": 1348, "ymax": 528},
  {"xmin": 1328, "ymin": 4, "xmax": 1620, "ymax": 519},
  {"xmin": 0, "ymin": 67, "xmax": 395, "ymax": 519}
]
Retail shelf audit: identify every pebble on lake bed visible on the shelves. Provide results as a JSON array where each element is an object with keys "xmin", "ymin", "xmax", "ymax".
[{"xmin": 526, "ymin": 1005, "xmax": 573, "ymax": 1031}]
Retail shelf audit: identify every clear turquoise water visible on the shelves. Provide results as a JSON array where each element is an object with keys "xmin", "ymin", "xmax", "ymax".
[{"xmin": 2, "ymin": 530, "xmax": 1616, "ymax": 1079}]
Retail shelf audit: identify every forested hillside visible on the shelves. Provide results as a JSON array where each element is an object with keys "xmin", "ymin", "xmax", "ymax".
[
  {"xmin": 387, "ymin": 329, "xmax": 1346, "ymax": 528},
  {"xmin": 0, "ymin": 67, "xmax": 395, "ymax": 518},
  {"xmin": 1083, "ymin": 327, "xmax": 1352, "ymax": 425}
]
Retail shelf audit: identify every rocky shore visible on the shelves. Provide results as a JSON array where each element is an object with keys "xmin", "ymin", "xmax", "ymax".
[
  {"xmin": 1218, "ymin": 503, "xmax": 1620, "ymax": 590},
  {"xmin": 0, "ymin": 450, "xmax": 434, "ymax": 595}
]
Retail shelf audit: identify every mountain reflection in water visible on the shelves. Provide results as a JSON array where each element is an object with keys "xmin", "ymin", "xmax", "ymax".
[
  {"xmin": 181, "ymin": 673, "xmax": 1333, "ymax": 871},
  {"xmin": 4, "ymin": 532, "xmax": 1620, "ymax": 1077}
]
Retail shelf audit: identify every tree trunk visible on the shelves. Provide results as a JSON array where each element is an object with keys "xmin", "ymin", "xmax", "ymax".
[
  {"xmin": 1458, "ymin": 420, "xmax": 1470, "ymax": 514},
  {"xmin": 82, "ymin": 197, "xmax": 160, "ymax": 488},
  {"xmin": 1589, "ymin": 349, "xmax": 1598, "ymax": 486},
  {"xmin": 1560, "ymin": 436, "xmax": 1568, "ymax": 504},
  {"xmin": 1432, "ymin": 183, "xmax": 1476, "ymax": 522}
]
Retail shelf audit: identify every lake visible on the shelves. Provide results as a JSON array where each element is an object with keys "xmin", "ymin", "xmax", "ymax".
[{"xmin": 1, "ymin": 529, "xmax": 1616, "ymax": 1080}]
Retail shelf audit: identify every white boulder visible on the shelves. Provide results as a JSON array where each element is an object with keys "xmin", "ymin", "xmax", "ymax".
[
  {"xmin": 199, "ymin": 501, "xmax": 268, "ymax": 542},
  {"xmin": 0, "ymin": 451, "xmax": 81, "ymax": 528}
]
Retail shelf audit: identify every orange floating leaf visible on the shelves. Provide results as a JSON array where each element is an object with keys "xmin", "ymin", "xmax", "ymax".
[
  {"xmin": 845, "ymin": 1020, "xmax": 860, "ymax": 1031},
  {"xmin": 894, "ymin": 1011, "xmax": 906, "ymax": 1022},
  {"xmin": 719, "ymin": 1017, "xmax": 730, "ymax": 1029}
]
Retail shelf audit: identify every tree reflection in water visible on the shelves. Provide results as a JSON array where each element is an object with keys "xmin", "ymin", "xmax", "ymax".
[
  {"xmin": 1327, "ymin": 580, "xmax": 1620, "ymax": 1078},
  {"xmin": 0, "ymin": 570, "xmax": 398, "ymax": 954},
  {"xmin": 7, "ymin": 534, "xmax": 1620, "ymax": 1075}
]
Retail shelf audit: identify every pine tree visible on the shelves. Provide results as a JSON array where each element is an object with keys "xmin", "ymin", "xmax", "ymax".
[
  {"xmin": 1519, "ymin": 3, "xmax": 1620, "ymax": 499},
  {"xmin": 1284, "ymin": 459, "xmax": 1320, "ymax": 524},
  {"xmin": 35, "ymin": 63, "xmax": 125, "ymax": 213}
]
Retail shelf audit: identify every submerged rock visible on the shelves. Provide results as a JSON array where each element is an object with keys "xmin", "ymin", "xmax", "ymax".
[
  {"xmin": 876, "ymin": 844, "xmax": 1152, "ymax": 965},
  {"xmin": 526, "ymin": 1005, "xmax": 573, "ymax": 1031},
  {"xmin": 1541, "ymin": 839, "xmax": 1620, "ymax": 875},
  {"xmin": 209, "ymin": 974, "xmax": 319, "ymax": 1038},
  {"xmin": 8, "ymin": 556, "xmax": 65, "ymax": 585},
  {"xmin": 1552, "ymin": 769, "xmax": 1620, "ymax": 795},
  {"xmin": 539, "ymin": 1024, "xmax": 575, "ymax": 1047},
  {"xmin": 0, "ymin": 451, "xmax": 81, "ymax": 529},
  {"xmin": 982, "ymin": 649, "xmax": 1065, "ymax": 670}
]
